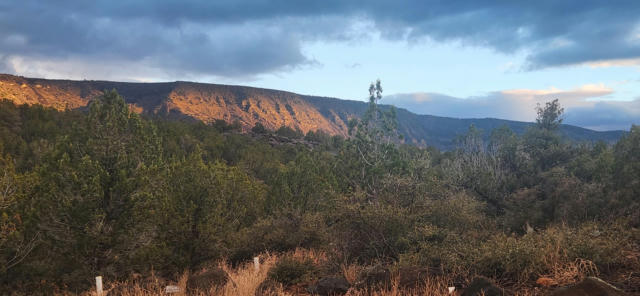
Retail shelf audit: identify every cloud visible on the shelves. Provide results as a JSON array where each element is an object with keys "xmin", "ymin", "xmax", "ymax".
[
  {"xmin": 0, "ymin": 9, "xmax": 316, "ymax": 79},
  {"xmin": 564, "ymin": 99, "xmax": 640, "ymax": 131},
  {"xmin": 386, "ymin": 84, "xmax": 639, "ymax": 131},
  {"xmin": 1, "ymin": 1, "xmax": 640, "ymax": 79},
  {"xmin": 584, "ymin": 58, "xmax": 640, "ymax": 68}
]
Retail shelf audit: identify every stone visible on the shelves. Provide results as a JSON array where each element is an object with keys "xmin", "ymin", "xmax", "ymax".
[
  {"xmin": 461, "ymin": 277, "xmax": 505, "ymax": 296},
  {"xmin": 551, "ymin": 277, "xmax": 625, "ymax": 296},
  {"xmin": 308, "ymin": 276, "xmax": 350, "ymax": 295}
]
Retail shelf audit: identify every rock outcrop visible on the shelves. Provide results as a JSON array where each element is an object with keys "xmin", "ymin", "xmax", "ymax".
[{"xmin": 308, "ymin": 276, "xmax": 350, "ymax": 295}]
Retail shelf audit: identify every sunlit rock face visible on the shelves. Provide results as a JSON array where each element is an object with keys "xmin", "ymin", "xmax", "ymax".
[
  {"xmin": 165, "ymin": 81, "xmax": 350, "ymax": 136},
  {"xmin": 0, "ymin": 74, "xmax": 355, "ymax": 137}
]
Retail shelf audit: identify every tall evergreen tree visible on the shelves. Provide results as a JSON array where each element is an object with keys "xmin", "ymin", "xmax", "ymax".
[{"xmin": 32, "ymin": 90, "xmax": 161, "ymax": 284}]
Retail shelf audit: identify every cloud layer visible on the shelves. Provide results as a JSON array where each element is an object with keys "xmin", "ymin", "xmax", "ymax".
[
  {"xmin": 1, "ymin": 1, "xmax": 640, "ymax": 79},
  {"xmin": 385, "ymin": 85, "xmax": 640, "ymax": 131}
]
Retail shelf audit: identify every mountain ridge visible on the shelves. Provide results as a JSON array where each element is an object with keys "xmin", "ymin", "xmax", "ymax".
[{"xmin": 0, "ymin": 74, "xmax": 625, "ymax": 150}]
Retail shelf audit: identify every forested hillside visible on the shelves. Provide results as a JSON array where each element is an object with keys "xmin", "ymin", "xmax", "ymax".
[
  {"xmin": 0, "ymin": 84, "xmax": 638, "ymax": 294},
  {"xmin": 0, "ymin": 74, "xmax": 624, "ymax": 150}
]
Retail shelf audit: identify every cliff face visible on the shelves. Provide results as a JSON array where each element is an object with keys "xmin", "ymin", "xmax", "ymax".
[
  {"xmin": 0, "ymin": 74, "xmax": 102, "ymax": 110},
  {"xmin": 0, "ymin": 74, "xmax": 624, "ymax": 150},
  {"xmin": 0, "ymin": 74, "xmax": 355, "ymax": 136},
  {"xmin": 165, "ymin": 82, "xmax": 352, "ymax": 136}
]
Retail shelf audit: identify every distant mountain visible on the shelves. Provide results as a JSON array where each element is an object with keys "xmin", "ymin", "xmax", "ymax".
[{"xmin": 0, "ymin": 74, "xmax": 625, "ymax": 150}]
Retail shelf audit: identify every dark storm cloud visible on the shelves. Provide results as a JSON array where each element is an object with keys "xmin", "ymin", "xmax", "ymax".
[
  {"xmin": 1, "ymin": 0, "xmax": 639, "ymax": 77},
  {"xmin": 0, "ymin": 2, "xmax": 313, "ymax": 78}
]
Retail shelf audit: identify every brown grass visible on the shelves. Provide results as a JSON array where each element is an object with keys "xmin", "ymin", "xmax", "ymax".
[
  {"xmin": 71, "ymin": 248, "xmax": 635, "ymax": 296},
  {"xmin": 544, "ymin": 258, "xmax": 599, "ymax": 287},
  {"xmin": 76, "ymin": 254, "xmax": 279, "ymax": 296},
  {"xmin": 289, "ymin": 248, "xmax": 328, "ymax": 266},
  {"xmin": 341, "ymin": 263, "xmax": 361, "ymax": 285},
  {"xmin": 75, "ymin": 255, "xmax": 463, "ymax": 296},
  {"xmin": 344, "ymin": 276, "xmax": 451, "ymax": 296},
  {"xmin": 217, "ymin": 253, "xmax": 278, "ymax": 296}
]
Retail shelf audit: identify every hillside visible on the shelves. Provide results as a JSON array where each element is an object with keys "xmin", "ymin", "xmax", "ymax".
[{"xmin": 0, "ymin": 74, "xmax": 624, "ymax": 149}]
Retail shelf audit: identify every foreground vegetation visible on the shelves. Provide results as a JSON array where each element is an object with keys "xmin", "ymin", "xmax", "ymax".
[{"xmin": 1, "ymin": 82, "xmax": 639, "ymax": 294}]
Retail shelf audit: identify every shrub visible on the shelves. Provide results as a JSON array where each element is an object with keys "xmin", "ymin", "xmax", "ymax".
[
  {"xmin": 331, "ymin": 202, "xmax": 413, "ymax": 263},
  {"xmin": 473, "ymin": 222, "xmax": 628, "ymax": 282},
  {"xmin": 251, "ymin": 122, "xmax": 269, "ymax": 134},
  {"xmin": 419, "ymin": 193, "xmax": 491, "ymax": 232},
  {"xmin": 275, "ymin": 125, "xmax": 304, "ymax": 139},
  {"xmin": 304, "ymin": 130, "xmax": 331, "ymax": 143},
  {"xmin": 212, "ymin": 119, "xmax": 242, "ymax": 132},
  {"xmin": 267, "ymin": 256, "xmax": 317, "ymax": 286},
  {"xmin": 475, "ymin": 233, "xmax": 548, "ymax": 281},
  {"xmin": 229, "ymin": 211, "xmax": 328, "ymax": 262}
]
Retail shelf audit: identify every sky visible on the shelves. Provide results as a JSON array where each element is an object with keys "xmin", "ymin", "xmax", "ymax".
[{"xmin": 0, "ymin": 1, "xmax": 639, "ymax": 130}]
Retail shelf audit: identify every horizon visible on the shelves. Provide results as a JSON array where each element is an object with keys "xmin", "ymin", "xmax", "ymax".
[
  {"xmin": 0, "ymin": 72, "xmax": 630, "ymax": 133},
  {"xmin": 1, "ymin": 1, "xmax": 639, "ymax": 130}
]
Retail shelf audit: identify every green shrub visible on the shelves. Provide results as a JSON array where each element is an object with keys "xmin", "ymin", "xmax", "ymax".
[
  {"xmin": 268, "ymin": 256, "xmax": 317, "ymax": 286},
  {"xmin": 398, "ymin": 194, "xmax": 493, "ymax": 273},
  {"xmin": 400, "ymin": 222, "xmax": 630, "ymax": 283},
  {"xmin": 251, "ymin": 122, "xmax": 269, "ymax": 134},
  {"xmin": 275, "ymin": 125, "xmax": 303, "ymax": 139},
  {"xmin": 474, "ymin": 223, "xmax": 628, "ymax": 281},
  {"xmin": 229, "ymin": 211, "xmax": 328, "ymax": 262},
  {"xmin": 475, "ymin": 233, "xmax": 547, "ymax": 281},
  {"xmin": 418, "ymin": 193, "xmax": 491, "ymax": 232},
  {"xmin": 331, "ymin": 202, "xmax": 413, "ymax": 263},
  {"xmin": 563, "ymin": 222, "xmax": 627, "ymax": 267}
]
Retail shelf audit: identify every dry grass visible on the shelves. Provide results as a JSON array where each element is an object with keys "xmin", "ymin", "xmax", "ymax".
[
  {"xmin": 170, "ymin": 253, "xmax": 281, "ymax": 296},
  {"xmin": 544, "ymin": 258, "xmax": 599, "ymax": 286},
  {"xmin": 341, "ymin": 263, "xmax": 361, "ymax": 285},
  {"xmin": 71, "ymin": 248, "xmax": 635, "ymax": 296},
  {"xmin": 217, "ymin": 253, "xmax": 278, "ymax": 296},
  {"xmin": 344, "ymin": 276, "xmax": 451, "ymax": 296},
  {"xmin": 75, "ymin": 255, "xmax": 462, "ymax": 296},
  {"xmin": 289, "ymin": 248, "xmax": 328, "ymax": 265},
  {"xmin": 77, "ymin": 254, "xmax": 279, "ymax": 296}
]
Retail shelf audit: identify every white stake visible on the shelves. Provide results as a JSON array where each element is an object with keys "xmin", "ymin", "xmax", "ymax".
[
  {"xmin": 165, "ymin": 285, "xmax": 182, "ymax": 294},
  {"xmin": 253, "ymin": 256, "xmax": 260, "ymax": 272},
  {"xmin": 95, "ymin": 276, "xmax": 103, "ymax": 296}
]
